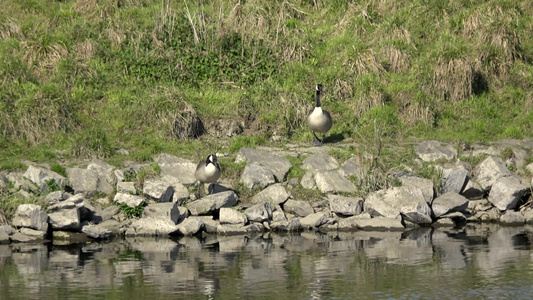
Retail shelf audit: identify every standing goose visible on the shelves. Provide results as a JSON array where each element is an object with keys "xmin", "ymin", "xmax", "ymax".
[
  {"xmin": 307, "ymin": 84, "xmax": 333, "ymax": 146},
  {"xmin": 194, "ymin": 154, "xmax": 221, "ymax": 195}
]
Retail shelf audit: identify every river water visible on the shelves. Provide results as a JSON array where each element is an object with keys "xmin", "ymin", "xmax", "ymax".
[{"xmin": 1, "ymin": 224, "xmax": 532, "ymax": 300}]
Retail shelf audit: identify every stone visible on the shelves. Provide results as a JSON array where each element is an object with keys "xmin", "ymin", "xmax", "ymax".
[
  {"xmin": 416, "ymin": 140, "xmax": 457, "ymax": 162},
  {"xmin": 142, "ymin": 202, "xmax": 180, "ymax": 224},
  {"xmin": 65, "ymin": 167, "xmax": 99, "ymax": 196},
  {"xmin": 488, "ymin": 176, "xmax": 530, "ymax": 211},
  {"xmin": 398, "ymin": 175, "xmax": 434, "ymax": 203},
  {"xmin": 127, "ymin": 218, "xmax": 180, "ymax": 236},
  {"xmin": 187, "ymin": 191, "xmax": 238, "ymax": 216},
  {"xmin": 114, "ymin": 192, "xmax": 145, "ymax": 208},
  {"xmin": 270, "ymin": 218, "xmax": 302, "ymax": 232},
  {"xmin": 42, "ymin": 191, "xmax": 71, "ymax": 208},
  {"xmin": 177, "ymin": 217, "xmax": 205, "ymax": 235},
  {"xmin": 47, "ymin": 193, "xmax": 85, "ymax": 211},
  {"xmin": 461, "ymin": 177, "xmax": 485, "ymax": 200},
  {"xmin": 328, "ymin": 194, "xmax": 364, "ymax": 216},
  {"xmin": 216, "ymin": 224, "xmax": 249, "ymax": 235},
  {"xmin": 300, "ymin": 212, "xmax": 328, "ymax": 228},
  {"xmin": 526, "ymin": 162, "xmax": 533, "ymax": 174},
  {"xmin": 12, "ymin": 204, "xmax": 49, "ymax": 232},
  {"xmin": 48, "ymin": 208, "xmax": 80, "ymax": 230},
  {"xmin": 0, "ymin": 231, "xmax": 9, "ymax": 244},
  {"xmin": 87, "ymin": 159, "xmax": 116, "ymax": 195},
  {"xmin": 235, "ymin": 147, "xmax": 292, "ymax": 182},
  {"xmin": 23, "ymin": 165, "xmax": 68, "ymax": 194},
  {"xmin": 81, "ymin": 224, "xmax": 113, "ymax": 239},
  {"xmin": 440, "ymin": 167, "xmax": 468, "ymax": 194},
  {"xmin": 523, "ymin": 209, "xmax": 533, "ymax": 224},
  {"xmin": 117, "ymin": 181, "xmax": 136, "ymax": 194},
  {"xmin": 473, "ymin": 156, "xmax": 511, "ymax": 191},
  {"xmin": 283, "ymin": 199, "xmax": 314, "ymax": 217},
  {"xmin": 499, "ymin": 211, "xmax": 525, "ymax": 225},
  {"xmin": 364, "ymin": 186, "xmax": 432, "ymax": 225},
  {"xmin": 19, "ymin": 228, "xmax": 47, "ymax": 239},
  {"xmin": 244, "ymin": 202, "xmax": 273, "ymax": 223},
  {"xmin": 10, "ymin": 232, "xmax": 45, "ymax": 243},
  {"xmin": 219, "ymin": 208, "xmax": 248, "ymax": 225},
  {"xmin": 300, "ymin": 171, "xmax": 316, "ymax": 189},
  {"xmin": 161, "ymin": 175, "xmax": 189, "ymax": 204},
  {"xmin": 251, "ymin": 183, "xmax": 290, "ymax": 205},
  {"xmin": 431, "ymin": 192, "xmax": 469, "ymax": 218},
  {"xmin": 155, "ymin": 153, "xmax": 197, "ymax": 185},
  {"xmin": 339, "ymin": 157, "xmax": 359, "ymax": 177},
  {"xmin": 314, "ymin": 170, "xmax": 356, "ymax": 193},
  {"xmin": 338, "ymin": 216, "xmax": 404, "ymax": 231},
  {"xmin": 302, "ymin": 153, "xmax": 339, "ymax": 171},
  {"xmin": 239, "ymin": 163, "xmax": 276, "ymax": 190},
  {"xmin": 142, "ymin": 177, "xmax": 174, "ymax": 203}
]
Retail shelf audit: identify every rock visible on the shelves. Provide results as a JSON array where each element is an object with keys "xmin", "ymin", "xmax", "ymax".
[
  {"xmin": 314, "ymin": 170, "xmax": 356, "ymax": 193},
  {"xmin": 12, "ymin": 204, "xmax": 49, "ymax": 232},
  {"xmin": 10, "ymin": 232, "xmax": 46, "ymax": 243},
  {"xmin": 235, "ymin": 147, "xmax": 292, "ymax": 181},
  {"xmin": 177, "ymin": 206, "xmax": 189, "ymax": 224},
  {"xmin": 0, "ymin": 231, "xmax": 9, "ymax": 244},
  {"xmin": 47, "ymin": 193, "xmax": 85, "ymax": 211},
  {"xmin": 499, "ymin": 211, "xmax": 525, "ymax": 225},
  {"xmin": 87, "ymin": 159, "xmax": 116, "ymax": 194},
  {"xmin": 48, "ymin": 208, "xmax": 80, "ymax": 230},
  {"xmin": 364, "ymin": 186, "xmax": 432, "ymax": 225},
  {"xmin": 19, "ymin": 228, "xmax": 47, "ymax": 239},
  {"xmin": 440, "ymin": 167, "xmax": 468, "ymax": 194},
  {"xmin": 272, "ymin": 208, "xmax": 287, "ymax": 222},
  {"xmin": 81, "ymin": 224, "xmax": 113, "ymax": 239},
  {"xmin": 416, "ymin": 140, "xmax": 457, "ymax": 162},
  {"xmin": 300, "ymin": 171, "xmax": 316, "ymax": 189},
  {"xmin": 187, "ymin": 191, "xmax": 238, "ymax": 216},
  {"xmin": 488, "ymin": 176, "xmax": 530, "ymax": 211},
  {"xmin": 270, "ymin": 218, "xmax": 302, "ymax": 232},
  {"xmin": 199, "ymin": 216, "xmax": 218, "ymax": 233},
  {"xmin": 117, "ymin": 181, "xmax": 136, "ymax": 194},
  {"xmin": 42, "ymin": 191, "xmax": 71, "ymax": 208},
  {"xmin": 338, "ymin": 216, "xmax": 404, "ymax": 231},
  {"xmin": 523, "ymin": 209, "xmax": 533, "ymax": 224},
  {"xmin": 155, "ymin": 153, "xmax": 197, "ymax": 185},
  {"xmin": 142, "ymin": 202, "xmax": 180, "ymax": 224},
  {"xmin": 52, "ymin": 231, "xmax": 92, "ymax": 245},
  {"xmin": 526, "ymin": 162, "xmax": 533, "ymax": 174},
  {"xmin": 127, "ymin": 218, "xmax": 180, "ymax": 236},
  {"xmin": 431, "ymin": 192, "xmax": 469, "ymax": 218},
  {"xmin": 398, "ymin": 175, "xmax": 434, "ymax": 203},
  {"xmin": 97, "ymin": 219, "xmax": 123, "ymax": 236},
  {"xmin": 142, "ymin": 177, "xmax": 174, "ymax": 203},
  {"xmin": 0, "ymin": 173, "xmax": 7, "ymax": 189},
  {"xmin": 300, "ymin": 212, "xmax": 328, "ymax": 228},
  {"xmin": 473, "ymin": 156, "xmax": 511, "ymax": 191},
  {"xmin": 0, "ymin": 225, "xmax": 13, "ymax": 235},
  {"xmin": 219, "ymin": 208, "xmax": 248, "ymax": 225},
  {"xmin": 177, "ymin": 217, "xmax": 205, "ymax": 235},
  {"xmin": 461, "ymin": 177, "xmax": 485, "ymax": 200},
  {"xmin": 339, "ymin": 157, "xmax": 359, "ymax": 177},
  {"xmin": 244, "ymin": 202, "xmax": 273, "ymax": 223},
  {"xmin": 251, "ymin": 183, "xmax": 290, "ymax": 205},
  {"xmin": 161, "ymin": 176, "xmax": 189, "ymax": 204},
  {"xmin": 23, "ymin": 165, "xmax": 67, "ymax": 194},
  {"xmin": 114, "ymin": 192, "xmax": 145, "ymax": 208},
  {"xmin": 302, "ymin": 153, "xmax": 339, "ymax": 171},
  {"xmin": 239, "ymin": 163, "xmax": 276, "ymax": 190},
  {"xmin": 283, "ymin": 199, "xmax": 314, "ymax": 217},
  {"xmin": 328, "ymin": 194, "xmax": 364, "ymax": 216},
  {"xmin": 216, "ymin": 224, "xmax": 249, "ymax": 235},
  {"xmin": 65, "ymin": 167, "xmax": 100, "ymax": 196}
]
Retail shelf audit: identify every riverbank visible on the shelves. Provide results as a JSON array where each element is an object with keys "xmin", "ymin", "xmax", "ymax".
[{"xmin": 1, "ymin": 138, "xmax": 532, "ymax": 244}]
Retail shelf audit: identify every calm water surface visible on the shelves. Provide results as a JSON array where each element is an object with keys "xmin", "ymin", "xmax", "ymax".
[{"xmin": 1, "ymin": 224, "xmax": 533, "ymax": 300}]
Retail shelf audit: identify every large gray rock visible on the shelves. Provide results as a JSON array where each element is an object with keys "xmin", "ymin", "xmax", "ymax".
[
  {"xmin": 47, "ymin": 193, "xmax": 85, "ymax": 211},
  {"xmin": 302, "ymin": 153, "xmax": 339, "ymax": 171},
  {"xmin": 177, "ymin": 217, "xmax": 205, "ymax": 235},
  {"xmin": 117, "ymin": 181, "xmax": 136, "ymax": 194},
  {"xmin": 235, "ymin": 147, "xmax": 292, "ymax": 181},
  {"xmin": 48, "ymin": 208, "xmax": 81, "ymax": 230},
  {"xmin": 474, "ymin": 156, "xmax": 511, "ymax": 191},
  {"xmin": 187, "ymin": 191, "xmax": 238, "ymax": 216},
  {"xmin": 81, "ymin": 224, "xmax": 113, "ymax": 239},
  {"xmin": 244, "ymin": 202, "xmax": 273, "ymax": 223},
  {"xmin": 219, "ymin": 208, "xmax": 248, "ymax": 225},
  {"xmin": 283, "ymin": 199, "xmax": 314, "ymax": 217},
  {"xmin": 155, "ymin": 153, "xmax": 197, "ymax": 185},
  {"xmin": 337, "ymin": 216, "xmax": 404, "ymax": 231},
  {"xmin": 143, "ymin": 202, "xmax": 180, "ymax": 224},
  {"xmin": 23, "ymin": 165, "xmax": 68, "ymax": 194},
  {"xmin": 328, "ymin": 194, "xmax": 364, "ymax": 216},
  {"xmin": 416, "ymin": 140, "xmax": 457, "ymax": 162},
  {"xmin": 127, "ymin": 218, "xmax": 180, "ymax": 236},
  {"xmin": 114, "ymin": 192, "xmax": 145, "ymax": 208},
  {"xmin": 314, "ymin": 170, "xmax": 356, "ymax": 193},
  {"xmin": 488, "ymin": 176, "xmax": 530, "ymax": 211},
  {"xmin": 142, "ymin": 177, "xmax": 174, "ymax": 203},
  {"xmin": 19, "ymin": 227, "xmax": 47, "ymax": 239},
  {"xmin": 300, "ymin": 171, "xmax": 316, "ymax": 189},
  {"xmin": 251, "ymin": 183, "xmax": 290, "ymax": 205},
  {"xmin": 398, "ymin": 175, "xmax": 434, "ymax": 203},
  {"xmin": 270, "ymin": 218, "xmax": 302, "ymax": 232},
  {"xmin": 66, "ymin": 167, "xmax": 109, "ymax": 196},
  {"xmin": 461, "ymin": 177, "xmax": 485, "ymax": 200},
  {"xmin": 431, "ymin": 192, "xmax": 469, "ymax": 218},
  {"xmin": 499, "ymin": 211, "xmax": 525, "ymax": 225},
  {"xmin": 339, "ymin": 157, "xmax": 359, "ymax": 177},
  {"xmin": 10, "ymin": 231, "xmax": 46, "ymax": 243},
  {"xmin": 440, "ymin": 166, "xmax": 468, "ymax": 194},
  {"xmin": 161, "ymin": 175, "xmax": 189, "ymax": 204},
  {"xmin": 239, "ymin": 163, "xmax": 276, "ymax": 190},
  {"xmin": 42, "ymin": 191, "xmax": 71, "ymax": 208},
  {"xmin": 12, "ymin": 204, "xmax": 49, "ymax": 232},
  {"xmin": 364, "ymin": 186, "xmax": 432, "ymax": 225},
  {"xmin": 300, "ymin": 212, "xmax": 328, "ymax": 228},
  {"xmin": 87, "ymin": 159, "xmax": 116, "ymax": 195}
]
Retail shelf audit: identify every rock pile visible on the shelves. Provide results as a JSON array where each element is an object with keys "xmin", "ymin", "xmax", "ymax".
[{"xmin": 1, "ymin": 140, "xmax": 532, "ymax": 244}]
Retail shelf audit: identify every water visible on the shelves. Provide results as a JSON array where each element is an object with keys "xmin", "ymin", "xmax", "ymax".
[{"xmin": 1, "ymin": 224, "xmax": 533, "ymax": 300}]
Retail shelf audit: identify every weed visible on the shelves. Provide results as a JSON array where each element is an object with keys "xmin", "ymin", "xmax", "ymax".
[
  {"xmin": 50, "ymin": 164, "xmax": 66, "ymax": 177},
  {"xmin": 116, "ymin": 202, "xmax": 145, "ymax": 218},
  {"xmin": 44, "ymin": 178, "xmax": 61, "ymax": 193}
]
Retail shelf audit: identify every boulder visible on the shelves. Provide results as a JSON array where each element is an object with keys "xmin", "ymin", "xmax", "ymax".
[
  {"xmin": 473, "ymin": 156, "xmax": 511, "ymax": 191},
  {"xmin": 155, "ymin": 153, "xmax": 197, "ymax": 185},
  {"xmin": 48, "ymin": 208, "xmax": 81, "ymax": 230},
  {"xmin": 416, "ymin": 140, "xmax": 457, "ymax": 162},
  {"xmin": 65, "ymin": 167, "xmax": 100, "ymax": 196},
  {"xmin": 270, "ymin": 218, "xmax": 302, "ymax": 232},
  {"xmin": 339, "ymin": 157, "xmax": 359, "ymax": 177},
  {"xmin": 300, "ymin": 212, "xmax": 328, "ymax": 228},
  {"xmin": 461, "ymin": 177, "xmax": 485, "ymax": 200},
  {"xmin": 499, "ymin": 211, "xmax": 525, "ymax": 225},
  {"xmin": 142, "ymin": 177, "xmax": 174, "ymax": 203},
  {"xmin": 143, "ymin": 202, "xmax": 180, "ymax": 224},
  {"xmin": 338, "ymin": 216, "xmax": 404, "ymax": 231},
  {"xmin": 431, "ymin": 192, "xmax": 469, "ymax": 218},
  {"xmin": 302, "ymin": 153, "xmax": 339, "ymax": 171},
  {"xmin": 328, "ymin": 194, "xmax": 364, "ymax": 216},
  {"xmin": 219, "ymin": 207, "xmax": 248, "ymax": 225},
  {"xmin": 244, "ymin": 202, "xmax": 273, "ymax": 223},
  {"xmin": 488, "ymin": 176, "xmax": 530, "ymax": 211},
  {"xmin": 127, "ymin": 218, "xmax": 180, "ymax": 236},
  {"xmin": 117, "ymin": 182, "xmax": 136, "ymax": 194},
  {"xmin": 440, "ymin": 167, "xmax": 468, "ymax": 194},
  {"xmin": 283, "ymin": 199, "xmax": 314, "ymax": 217},
  {"xmin": 12, "ymin": 204, "xmax": 49, "ymax": 232},
  {"xmin": 114, "ymin": 192, "xmax": 145, "ymax": 208},
  {"xmin": 235, "ymin": 147, "xmax": 292, "ymax": 181},
  {"xmin": 398, "ymin": 175, "xmax": 434, "ymax": 203},
  {"xmin": 187, "ymin": 191, "xmax": 238, "ymax": 216},
  {"xmin": 87, "ymin": 159, "xmax": 116, "ymax": 194},
  {"xmin": 81, "ymin": 224, "xmax": 113, "ymax": 239},
  {"xmin": 23, "ymin": 165, "xmax": 67, "ymax": 194},
  {"xmin": 239, "ymin": 163, "xmax": 276, "ymax": 190},
  {"xmin": 314, "ymin": 170, "xmax": 356, "ymax": 193},
  {"xmin": 300, "ymin": 171, "xmax": 316, "ymax": 190},
  {"xmin": 251, "ymin": 183, "xmax": 290, "ymax": 205},
  {"xmin": 177, "ymin": 217, "xmax": 205, "ymax": 235}
]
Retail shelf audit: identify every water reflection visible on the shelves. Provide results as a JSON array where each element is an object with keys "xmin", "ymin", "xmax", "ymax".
[{"xmin": 1, "ymin": 224, "xmax": 533, "ymax": 299}]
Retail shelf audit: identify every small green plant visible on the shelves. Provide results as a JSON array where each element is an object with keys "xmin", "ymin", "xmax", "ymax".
[
  {"xmin": 117, "ymin": 202, "xmax": 145, "ymax": 218},
  {"xmin": 44, "ymin": 178, "xmax": 61, "ymax": 193},
  {"xmin": 50, "ymin": 164, "xmax": 67, "ymax": 177}
]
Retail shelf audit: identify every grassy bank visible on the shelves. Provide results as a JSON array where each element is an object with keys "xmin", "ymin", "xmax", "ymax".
[{"xmin": 1, "ymin": 0, "xmax": 533, "ymax": 169}]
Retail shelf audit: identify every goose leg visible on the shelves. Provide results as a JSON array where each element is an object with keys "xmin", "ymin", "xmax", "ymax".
[
  {"xmin": 313, "ymin": 132, "xmax": 322, "ymax": 146},
  {"xmin": 321, "ymin": 134, "xmax": 326, "ymax": 146}
]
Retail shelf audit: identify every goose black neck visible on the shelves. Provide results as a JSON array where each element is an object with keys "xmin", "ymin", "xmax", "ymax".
[{"xmin": 315, "ymin": 89, "xmax": 321, "ymax": 108}]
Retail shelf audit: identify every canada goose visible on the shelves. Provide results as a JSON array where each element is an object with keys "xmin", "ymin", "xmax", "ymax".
[
  {"xmin": 195, "ymin": 154, "xmax": 221, "ymax": 195},
  {"xmin": 307, "ymin": 84, "xmax": 332, "ymax": 146}
]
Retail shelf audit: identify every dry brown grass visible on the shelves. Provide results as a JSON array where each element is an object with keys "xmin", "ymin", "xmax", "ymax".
[
  {"xmin": 345, "ymin": 49, "xmax": 385, "ymax": 76},
  {"xmin": 0, "ymin": 18, "xmax": 23, "ymax": 40},
  {"xmin": 397, "ymin": 99, "xmax": 435, "ymax": 126},
  {"xmin": 432, "ymin": 58, "xmax": 474, "ymax": 102},
  {"xmin": 279, "ymin": 91, "xmax": 310, "ymax": 134},
  {"xmin": 380, "ymin": 45, "xmax": 410, "ymax": 73}
]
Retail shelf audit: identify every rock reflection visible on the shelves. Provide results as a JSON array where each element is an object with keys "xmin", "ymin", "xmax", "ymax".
[{"xmin": 0, "ymin": 224, "xmax": 532, "ymax": 299}]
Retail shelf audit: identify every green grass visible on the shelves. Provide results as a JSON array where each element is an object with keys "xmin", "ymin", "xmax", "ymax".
[{"xmin": 0, "ymin": 0, "xmax": 532, "ymax": 169}]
